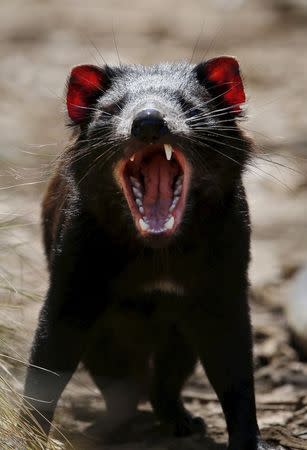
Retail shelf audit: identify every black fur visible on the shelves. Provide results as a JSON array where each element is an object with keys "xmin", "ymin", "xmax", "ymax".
[{"xmin": 23, "ymin": 61, "xmax": 274, "ymax": 449}]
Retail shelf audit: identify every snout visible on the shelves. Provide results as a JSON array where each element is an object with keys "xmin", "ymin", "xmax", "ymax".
[{"xmin": 131, "ymin": 109, "xmax": 169, "ymax": 143}]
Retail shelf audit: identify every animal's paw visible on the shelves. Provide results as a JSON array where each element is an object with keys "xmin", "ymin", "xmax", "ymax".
[
  {"xmin": 173, "ymin": 413, "xmax": 206, "ymax": 437},
  {"xmin": 255, "ymin": 440, "xmax": 278, "ymax": 450},
  {"xmin": 228, "ymin": 437, "xmax": 277, "ymax": 450}
]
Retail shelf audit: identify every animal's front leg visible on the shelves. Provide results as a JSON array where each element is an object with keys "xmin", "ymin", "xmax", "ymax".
[
  {"xmin": 23, "ymin": 221, "xmax": 108, "ymax": 437},
  {"xmin": 24, "ymin": 291, "xmax": 94, "ymax": 435},
  {"xmin": 189, "ymin": 290, "xmax": 274, "ymax": 450}
]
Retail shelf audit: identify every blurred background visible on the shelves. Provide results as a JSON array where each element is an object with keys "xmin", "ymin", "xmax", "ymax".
[{"xmin": 0, "ymin": 0, "xmax": 307, "ymax": 449}]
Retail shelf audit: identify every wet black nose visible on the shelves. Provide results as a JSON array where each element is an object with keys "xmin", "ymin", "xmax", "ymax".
[{"xmin": 131, "ymin": 109, "xmax": 168, "ymax": 143}]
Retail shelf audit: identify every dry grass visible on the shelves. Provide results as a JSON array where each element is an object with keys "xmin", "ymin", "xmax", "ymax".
[
  {"xmin": 0, "ymin": 372, "xmax": 64, "ymax": 450},
  {"xmin": 0, "ymin": 213, "xmax": 65, "ymax": 449}
]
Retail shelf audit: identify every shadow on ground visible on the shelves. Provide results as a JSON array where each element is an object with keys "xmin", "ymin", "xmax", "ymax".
[{"xmin": 65, "ymin": 410, "xmax": 225, "ymax": 450}]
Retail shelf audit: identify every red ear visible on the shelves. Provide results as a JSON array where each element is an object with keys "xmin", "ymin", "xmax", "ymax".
[
  {"xmin": 196, "ymin": 56, "xmax": 245, "ymax": 114},
  {"xmin": 66, "ymin": 65, "xmax": 105, "ymax": 124}
]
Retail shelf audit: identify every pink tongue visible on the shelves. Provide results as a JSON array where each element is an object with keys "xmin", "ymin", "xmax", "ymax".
[{"xmin": 141, "ymin": 154, "xmax": 178, "ymax": 230}]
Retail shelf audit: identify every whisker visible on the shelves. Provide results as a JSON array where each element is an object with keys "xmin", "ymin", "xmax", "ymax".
[
  {"xmin": 186, "ymin": 101, "xmax": 246, "ymax": 121},
  {"xmin": 112, "ymin": 24, "xmax": 121, "ymax": 67},
  {"xmin": 186, "ymin": 109, "xmax": 245, "ymax": 125},
  {"xmin": 176, "ymin": 81, "xmax": 246, "ymax": 121},
  {"xmin": 77, "ymin": 144, "xmax": 118, "ymax": 187},
  {"xmin": 200, "ymin": 25, "xmax": 223, "ymax": 62},
  {"xmin": 88, "ymin": 38, "xmax": 108, "ymax": 66},
  {"xmin": 191, "ymin": 134, "xmax": 294, "ymax": 190},
  {"xmin": 189, "ymin": 21, "xmax": 205, "ymax": 64},
  {"xmin": 192, "ymin": 130, "xmax": 302, "ymax": 174}
]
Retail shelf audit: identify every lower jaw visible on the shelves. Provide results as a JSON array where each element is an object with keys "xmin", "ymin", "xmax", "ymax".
[
  {"xmin": 138, "ymin": 230, "xmax": 174, "ymax": 245},
  {"xmin": 134, "ymin": 217, "xmax": 184, "ymax": 248},
  {"xmin": 129, "ymin": 197, "xmax": 186, "ymax": 242},
  {"xmin": 127, "ymin": 184, "xmax": 187, "ymax": 239},
  {"xmin": 118, "ymin": 195, "xmax": 183, "ymax": 242},
  {"xmin": 137, "ymin": 219, "xmax": 180, "ymax": 241}
]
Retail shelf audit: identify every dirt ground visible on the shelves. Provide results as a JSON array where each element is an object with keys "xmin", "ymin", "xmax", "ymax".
[{"xmin": 1, "ymin": 0, "xmax": 307, "ymax": 449}]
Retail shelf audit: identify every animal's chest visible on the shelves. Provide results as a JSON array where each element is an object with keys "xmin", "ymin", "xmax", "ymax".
[
  {"xmin": 97, "ymin": 297, "xmax": 178, "ymax": 363},
  {"xmin": 109, "ymin": 245, "xmax": 206, "ymax": 300}
]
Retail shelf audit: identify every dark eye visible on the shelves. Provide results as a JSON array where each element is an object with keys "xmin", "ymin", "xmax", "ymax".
[
  {"xmin": 185, "ymin": 107, "xmax": 203, "ymax": 119},
  {"xmin": 102, "ymin": 95, "xmax": 126, "ymax": 116},
  {"xmin": 103, "ymin": 103, "xmax": 121, "ymax": 116},
  {"xmin": 178, "ymin": 98, "xmax": 202, "ymax": 119}
]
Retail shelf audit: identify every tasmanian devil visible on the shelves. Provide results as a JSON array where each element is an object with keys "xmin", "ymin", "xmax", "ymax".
[{"xmin": 23, "ymin": 56, "xmax": 275, "ymax": 449}]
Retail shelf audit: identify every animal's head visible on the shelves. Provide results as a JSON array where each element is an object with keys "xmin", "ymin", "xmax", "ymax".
[{"xmin": 65, "ymin": 57, "xmax": 251, "ymax": 244}]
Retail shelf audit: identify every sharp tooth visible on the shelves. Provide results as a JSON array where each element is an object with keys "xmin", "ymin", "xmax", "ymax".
[
  {"xmin": 169, "ymin": 196, "xmax": 179, "ymax": 212},
  {"xmin": 136, "ymin": 198, "xmax": 142, "ymax": 206},
  {"xmin": 130, "ymin": 154, "xmax": 135, "ymax": 162},
  {"xmin": 132, "ymin": 187, "xmax": 142, "ymax": 199},
  {"xmin": 175, "ymin": 176, "xmax": 183, "ymax": 188},
  {"xmin": 139, "ymin": 218, "xmax": 149, "ymax": 231},
  {"xmin": 174, "ymin": 185, "xmax": 182, "ymax": 195},
  {"xmin": 130, "ymin": 176, "xmax": 141, "ymax": 188},
  {"xmin": 165, "ymin": 215, "xmax": 175, "ymax": 230},
  {"xmin": 164, "ymin": 144, "xmax": 173, "ymax": 161},
  {"xmin": 139, "ymin": 206, "xmax": 144, "ymax": 214}
]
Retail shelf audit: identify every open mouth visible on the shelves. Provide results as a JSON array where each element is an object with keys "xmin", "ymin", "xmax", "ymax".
[{"xmin": 115, "ymin": 144, "xmax": 191, "ymax": 237}]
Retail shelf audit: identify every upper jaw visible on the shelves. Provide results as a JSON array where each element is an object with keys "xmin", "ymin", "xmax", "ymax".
[{"xmin": 114, "ymin": 142, "xmax": 192, "ymax": 239}]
